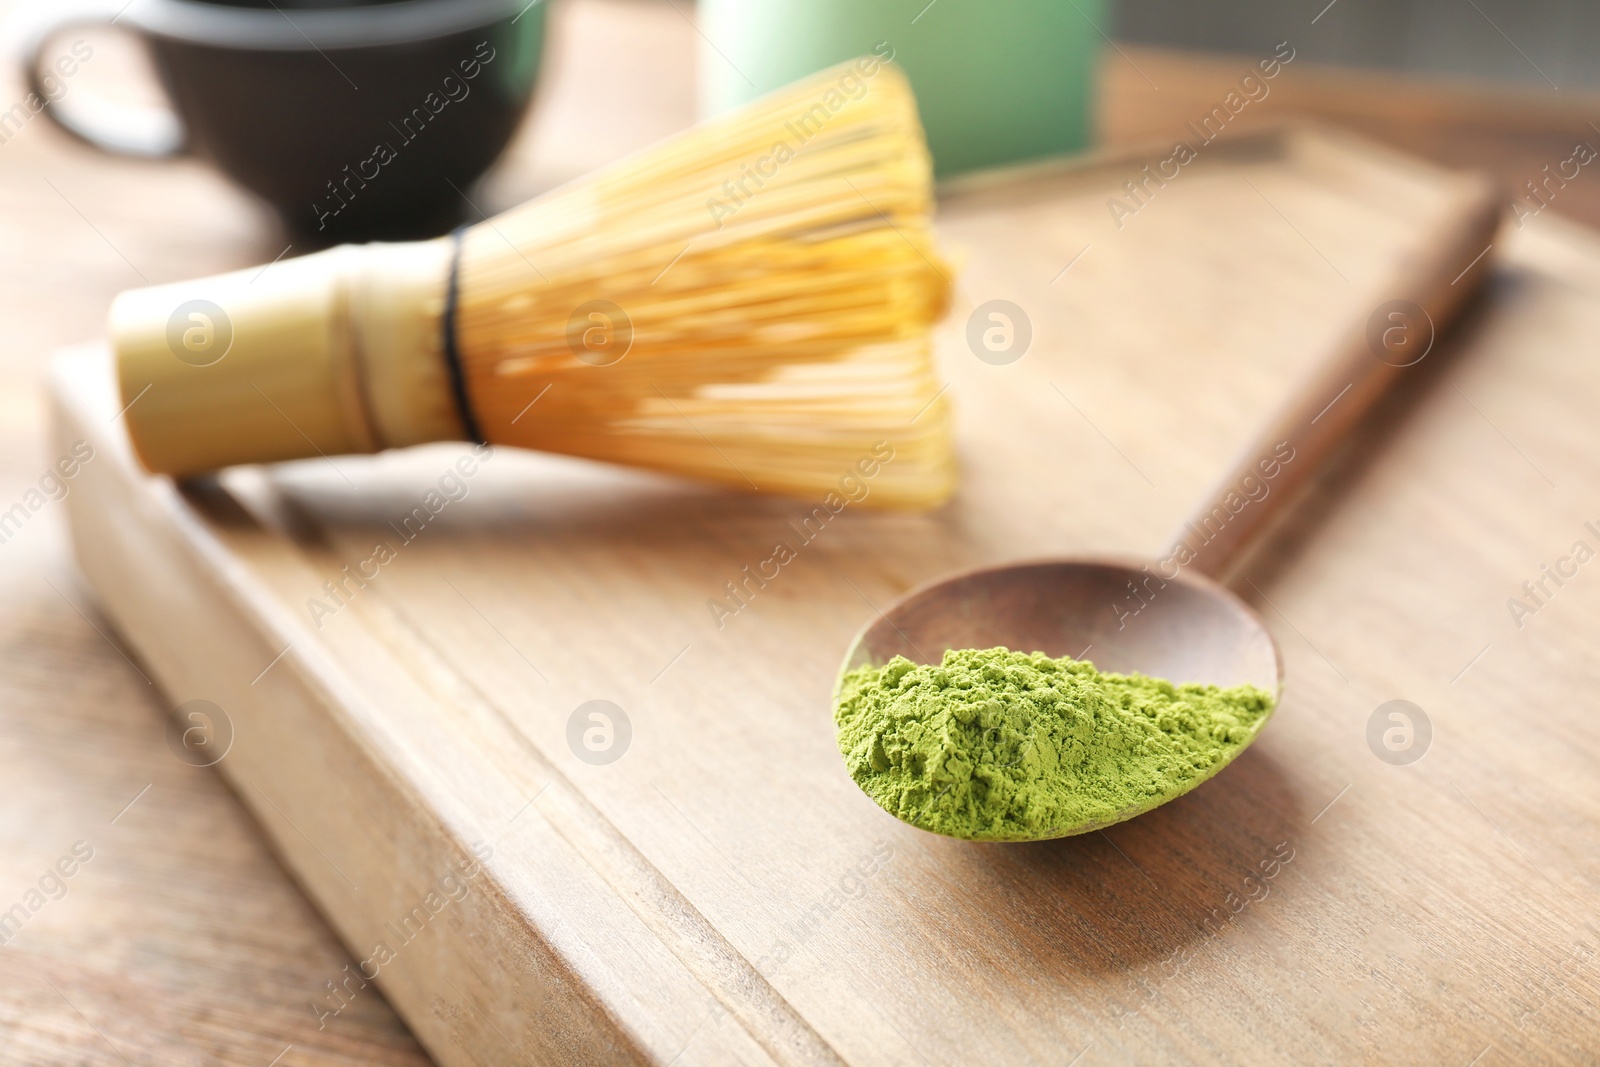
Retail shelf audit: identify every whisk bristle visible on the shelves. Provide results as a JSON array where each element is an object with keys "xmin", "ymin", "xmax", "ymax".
[{"xmin": 456, "ymin": 60, "xmax": 955, "ymax": 508}]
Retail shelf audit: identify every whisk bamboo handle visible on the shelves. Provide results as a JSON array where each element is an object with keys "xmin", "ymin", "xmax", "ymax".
[
  {"xmin": 1171, "ymin": 172, "xmax": 1503, "ymax": 579},
  {"xmin": 112, "ymin": 238, "xmax": 466, "ymax": 476}
]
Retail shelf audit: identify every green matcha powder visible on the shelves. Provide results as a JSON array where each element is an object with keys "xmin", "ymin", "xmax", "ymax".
[{"xmin": 833, "ymin": 648, "xmax": 1275, "ymax": 841}]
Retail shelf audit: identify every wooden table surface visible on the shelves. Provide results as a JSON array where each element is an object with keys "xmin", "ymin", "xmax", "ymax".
[{"xmin": 4, "ymin": 2, "xmax": 1599, "ymax": 1063}]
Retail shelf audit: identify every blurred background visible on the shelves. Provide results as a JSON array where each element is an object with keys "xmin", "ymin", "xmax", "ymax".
[
  {"xmin": 0, "ymin": 0, "xmax": 1590, "ymax": 1061},
  {"xmin": 1122, "ymin": 0, "xmax": 1599, "ymax": 88}
]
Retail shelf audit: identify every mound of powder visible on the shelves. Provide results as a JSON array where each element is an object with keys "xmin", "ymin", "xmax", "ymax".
[{"xmin": 833, "ymin": 647, "xmax": 1274, "ymax": 841}]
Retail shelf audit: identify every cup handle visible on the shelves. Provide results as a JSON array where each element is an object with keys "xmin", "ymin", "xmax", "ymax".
[{"xmin": 17, "ymin": 0, "xmax": 185, "ymax": 158}]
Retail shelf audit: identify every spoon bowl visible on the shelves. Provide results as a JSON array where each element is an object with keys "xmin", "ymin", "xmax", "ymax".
[
  {"xmin": 834, "ymin": 559, "xmax": 1282, "ymax": 841},
  {"xmin": 840, "ymin": 557, "xmax": 1282, "ymax": 695}
]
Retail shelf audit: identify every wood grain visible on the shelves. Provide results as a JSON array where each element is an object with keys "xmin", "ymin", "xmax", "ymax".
[
  {"xmin": 56, "ymin": 116, "xmax": 1600, "ymax": 1067},
  {"xmin": 1173, "ymin": 169, "xmax": 1500, "ymax": 578},
  {"xmin": 9, "ymin": 0, "xmax": 1600, "ymax": 1062},
  {"xmin": 1101, "ymin": 44, "xmax": 1600, "ymax": 230}
]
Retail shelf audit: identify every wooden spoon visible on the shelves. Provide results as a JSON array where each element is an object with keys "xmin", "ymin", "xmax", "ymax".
[{"xmin": 837, "ymin": 173, "xmax": 1503, "ymax": 839}]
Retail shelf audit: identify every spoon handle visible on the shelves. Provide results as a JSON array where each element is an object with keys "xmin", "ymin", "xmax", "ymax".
[{"xmin": 1168, "ymin": 172, "xmax": 1503, "ymax": 581}]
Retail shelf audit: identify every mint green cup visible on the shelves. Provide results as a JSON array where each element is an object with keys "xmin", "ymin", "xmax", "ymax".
[{"xmin": 698, "ymin": 0, "xmax": 1105, "ymax": 177}]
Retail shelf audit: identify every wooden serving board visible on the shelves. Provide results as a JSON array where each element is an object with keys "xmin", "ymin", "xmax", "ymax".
[{"xmin": 52, "ymin": 127, "xmax": 1600, "ymax": 1065}]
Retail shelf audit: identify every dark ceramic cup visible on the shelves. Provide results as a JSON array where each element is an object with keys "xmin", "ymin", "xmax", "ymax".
[{"xmin": 17, "ymin": 0, "xmax": 547, "ymax": 242}]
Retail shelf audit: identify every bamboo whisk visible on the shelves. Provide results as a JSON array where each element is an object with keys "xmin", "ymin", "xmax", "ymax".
[{"xmin": 110, "ymin": 60, "xmax": 955, "ymax": 508}]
